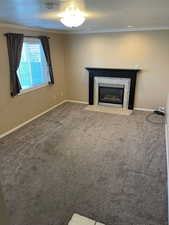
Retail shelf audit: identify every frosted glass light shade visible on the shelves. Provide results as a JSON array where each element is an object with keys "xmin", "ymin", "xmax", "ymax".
[{"xmin": 60, "ymin": 7, "xmax": 86, "ymax": 28}]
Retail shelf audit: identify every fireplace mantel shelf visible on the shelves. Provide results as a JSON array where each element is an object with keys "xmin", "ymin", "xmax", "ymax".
[
  {"xmin": 86, "ymin": 68, "xmax": 140, "ymax": 76},
  {"xmin": 85, "ymin": 67, "xmax": 141, "ymax": 110},
  {"xmin": 86, "ymin": 67, "xmax": 140, "ymax": 71}
]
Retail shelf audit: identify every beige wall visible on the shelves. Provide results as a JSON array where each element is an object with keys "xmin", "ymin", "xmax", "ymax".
[
  {"xmin": 64, "ymin": 30, "xmax": 169, "ymax": 109},
  {"xmin": 0, "ymin": 27, "xmax": 67, "ymax": 135},
  {"xmin": 1, "ymin": 28, "xmax": 169, "ymax": 135}
]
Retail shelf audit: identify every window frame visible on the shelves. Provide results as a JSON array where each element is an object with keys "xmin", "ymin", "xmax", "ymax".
[
  {"xmin": 17, "ymin": 37, "xmax": 51, "ymax": 95},
  {"xmin": 18, "ymin": 82, "xmax": 49, "ymax": 95}
]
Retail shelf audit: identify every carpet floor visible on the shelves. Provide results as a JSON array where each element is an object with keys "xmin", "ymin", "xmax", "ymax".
[{"xmin": 0, "ymin": 103, "xmax": 167, "ymax": 225}]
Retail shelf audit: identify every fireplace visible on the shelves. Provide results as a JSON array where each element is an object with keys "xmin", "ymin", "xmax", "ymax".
[
  {"xmin": 86, "ymin": 68, "xmax": 140, "ymax": 110},
  {"xmin": 99, "ymin": 85, "xmax": 124, "ymax": 106},
  {"xmin": 94, "ymin": 77, "xmax": 131, "ymax": 108}
]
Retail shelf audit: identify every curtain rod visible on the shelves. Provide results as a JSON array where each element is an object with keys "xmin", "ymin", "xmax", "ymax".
[
  {"xmin": 4, "ymin": 33, "xmax": 50, "ymax": 39},
  {"xmin": 25, "ymin": 35, "xmax": 50, "ymax": 39}
]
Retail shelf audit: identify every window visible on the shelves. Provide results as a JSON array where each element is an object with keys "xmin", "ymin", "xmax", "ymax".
[{"xmin": 17, "ymin": 38, "xmax": 51, "ymax": 91}]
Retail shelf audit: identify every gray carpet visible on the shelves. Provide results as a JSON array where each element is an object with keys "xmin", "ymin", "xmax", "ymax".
[{"xmin": 0, "ymin": 103, "xmax": 167, "ymax": 225}]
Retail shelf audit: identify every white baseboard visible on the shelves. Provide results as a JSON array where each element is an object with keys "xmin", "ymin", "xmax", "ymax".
[
  {"xmin": 134, "ymin": 107, "xmax": 154, "ymax": 112},
  {"xmin": 66, "ymin": 100, "xmax": 154, "ymax": 112},
  {"xmin": 66, "ymin": 99, "xmax": 88, "ymax": 104},
  {"xmin": 0, "ymin": 99, "xmax": 155, "ymax": 139},
  {"xmin": 0, "ymin": 100, "xmax": 67, "ymax": 139}
]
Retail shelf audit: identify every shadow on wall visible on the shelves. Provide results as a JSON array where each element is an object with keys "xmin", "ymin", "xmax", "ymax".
[{"xmin": 0, "ymin": 185, "xmax": 9, "ymax": 225}]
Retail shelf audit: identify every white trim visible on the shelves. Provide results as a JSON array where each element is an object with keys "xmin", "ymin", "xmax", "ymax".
[
  {"xmin": 18, "ymin": 83, "xmax": 49, "ymax": 96},
  {"xmin": 1, "ymin": 22, "xmax": 169, "ymax": 35},
  {"xmin": 69, "ymin": 26, "xmax": 169, "ymax": 34},
  {"xmin": 0, "ymin": 100, "xmax": 67, "ymax": 139},
  {"xmin": 66, "ymin": 100, "xmax": 155, "ymax": 112},
  {"xmin": 0, "ymin": 100, "xmax": 155, "ymax": 139},
  {"xmin": 66, "ymin": 100, "xmax": 88, "ymax": 104},
  {"xmin": 134, "ymin": 107, "xmax": 154, "ymax": 112},
  {"xmin": 0, "ymin": 22, "xmax": 67, "ymax": 34},
  {"xmin": 67, "ymin": 100, "xmax": 155, "ymax": 112}
]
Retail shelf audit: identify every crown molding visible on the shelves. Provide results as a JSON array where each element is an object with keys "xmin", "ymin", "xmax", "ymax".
[
  {"xmin": 0, "ymin": 22, "xmax": 68, "ymax": 34},
  {"xmin": 0, "ymin": 22, "xmax": 169, "ymax": 35},
  {"xmin": 68, "ymin": 26, "xmax": 169, "ymax": 34}
]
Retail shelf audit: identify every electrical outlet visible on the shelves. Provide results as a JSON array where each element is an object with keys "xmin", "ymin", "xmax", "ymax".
[{"xmin": 134, "ymin": 65, "xmax": 140, "ymax": 69}]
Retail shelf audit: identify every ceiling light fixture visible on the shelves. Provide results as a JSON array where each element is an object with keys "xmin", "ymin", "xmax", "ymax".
[{"xmin": 59, "ymin": 5, "xmax": 86, "ymax": 28}]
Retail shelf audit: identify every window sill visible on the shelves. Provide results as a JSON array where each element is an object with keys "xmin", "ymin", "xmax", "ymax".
[{"xmin": 18, "ymin": 83, "xmax": 50, "ymax": 96}]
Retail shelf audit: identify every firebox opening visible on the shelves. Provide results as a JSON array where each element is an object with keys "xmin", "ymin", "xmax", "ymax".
[{"xmin": 99, "ymin": 85, "xmax": 124, "ymax": 106}]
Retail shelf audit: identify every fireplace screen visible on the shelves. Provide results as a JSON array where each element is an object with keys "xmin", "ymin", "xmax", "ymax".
[{"xmin": 99, "ymin": 86, "xmax": 124, "ymax": 105}]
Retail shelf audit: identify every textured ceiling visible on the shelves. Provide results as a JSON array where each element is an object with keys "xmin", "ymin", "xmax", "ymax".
[{"xmin": 0, "ymin": 0, "xmax": 169, "ymax": 33}]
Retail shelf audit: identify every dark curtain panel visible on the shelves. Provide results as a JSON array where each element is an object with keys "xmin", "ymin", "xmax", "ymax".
[
  {"xmin": 5, "ymin": 33, "xmax": 24, "ymax": 96},
  {"xmin": 39, "ymin": 36, "xmax": 54, "ymax": 84}
]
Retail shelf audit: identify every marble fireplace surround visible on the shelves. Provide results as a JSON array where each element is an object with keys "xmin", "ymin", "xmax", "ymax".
[
  {"xmin": 86, "ymin": 68, "xmax": 140, "ymax": 110},
  {"xmin": 94, "ymin": 77, "xmax": 131, "ymax": 109}
]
